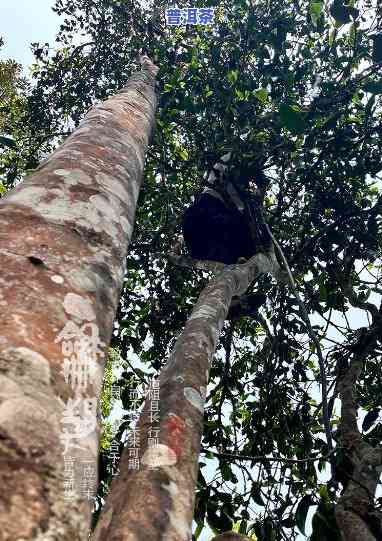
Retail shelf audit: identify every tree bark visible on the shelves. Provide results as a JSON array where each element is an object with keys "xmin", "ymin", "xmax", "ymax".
[
  {"xmin": 0, "ymin": 57, "xmax": 158, "ymax": 540},
  {"xmin": 334, "ymin": 330, "xmax": 382, "ymax": 541},
  {"xmin": 93, "ymin": 253, "xmax": 280, "ymax": 540}
]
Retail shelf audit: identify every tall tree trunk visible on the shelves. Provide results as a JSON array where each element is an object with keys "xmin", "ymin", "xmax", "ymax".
[
  {"xmin": 335, "ymin": 342, "xmax": 382, "ymax": 540},
  {"xmin": 93, "ymin": 253, "xmax": 281, "ymax": 540},
  {"xmin": 0, "ymin": 57, "xmax": 158, "ymax": 541}
]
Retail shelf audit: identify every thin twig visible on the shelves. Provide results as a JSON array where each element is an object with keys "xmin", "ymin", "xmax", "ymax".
[
  {"xmin": 202, "ymin": 448, "xmax": 336, "ymax": 464},
  {"xmin": 266, "ymin": 225, "xmax": 333, "ymax": 452}
]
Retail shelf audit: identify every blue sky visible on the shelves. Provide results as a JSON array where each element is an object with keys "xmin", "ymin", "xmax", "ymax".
[{"xmin": 0, "ymin": 0, "xmax": 60, "ymax": 70}]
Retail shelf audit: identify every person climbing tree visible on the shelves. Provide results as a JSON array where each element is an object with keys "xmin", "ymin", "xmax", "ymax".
[{"xmin": 182, "ymin": 153, "xmax": 272, "ymax": 265}]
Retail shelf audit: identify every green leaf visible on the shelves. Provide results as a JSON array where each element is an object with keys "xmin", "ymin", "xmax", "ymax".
[
  {"xmin": 362, "ymin": 409, "xmax": 380, "ymax": 432},
  {"xmin": 372, "ymin": 34, "xmax": 382, "ymax": 63},
  {"xmin": 363, "ymin": 81, "xmax": 382, "ymax": 94},
  {"xmin": 235, "ymin": 88, "xmax": 245, "ymax": 100},
  {"xmin": 319, "ymin": 282, "xmax": 328, "ymax": 302},
  {"xmin": 227, "ymin": 70, "xmax": 238, "ymax": 84},
  {"xmin": 330, "ymin": 0, "xmax": 350, "ymax": 24},
  {"xmin": 178, "ymin": 148, "xmax": 189, "ymax": 160},
  {"xmin": 238, "ymin": 519, "xmax": 248, "ymax": 534},
  {"xmin": 194, "ymin": 522, "xmax": 203, "ymax": 539},
  {"xmin": 254, "ymin": 88, "xmax": 269, "ymax": 104},
  {"xmin": 279, "ymin": 104, "xmax": 306, "ymax": 134},
  {"xmin": 183, "ymin": 96, "xmax": 196, "ymax": 112},
  {"xmin": 251, "ymin": 485, "xmax": 265, "ymax": 506},
  {"xmin": 310, "ymin": 2, "xmax": 323, "ymax": 27},
  {"xmin": 328, "ymin": 30, "xmax": 335, "ymax": 47},
  {"xmin": 0, "ymin": 135, "xmax": 16, "ymax": 149},
  {"xmin": 319, "ymin": 484, "xmax": 330, "ymax": 503},
  {"xmin": 295, "ymin": 495, "xmax": 312, "ymax": 535},
  {"xmin": 221, "ymin": 462, "xmax": 232, "ymax": 481}
]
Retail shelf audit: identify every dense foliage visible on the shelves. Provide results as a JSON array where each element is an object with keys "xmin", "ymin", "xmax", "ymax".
[{"xmin": 1, "ymin": 1, "xmax": 382, "ymax": 539}]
